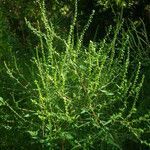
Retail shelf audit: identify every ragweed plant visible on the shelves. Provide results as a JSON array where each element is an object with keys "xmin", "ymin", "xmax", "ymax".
[{"xmin": 1, "ymin": 1, "xmax": 149, "ymax": 149}]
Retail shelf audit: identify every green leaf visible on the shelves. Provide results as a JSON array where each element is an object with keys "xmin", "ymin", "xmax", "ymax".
[
  {"xmin": 81, "ymin": 108, "xmax": 88, "ymax": 114},
  {"xmin": 100, "ymin": 90, "xmax": 114, "ymax": 96},
  {"xmin": 24, "ymin": 114, "xmax": 30, "ymax": 118},
  {"xmin": 27, "ymin": 130, "xmax": 38, "ymax": 138},
  {"xmin": 0, "ymin": 97, "xmax": 5, "ymax": 106},
  {"xmin": 61, "ymin": 132, "xmax": 74, "ymax": 140}
]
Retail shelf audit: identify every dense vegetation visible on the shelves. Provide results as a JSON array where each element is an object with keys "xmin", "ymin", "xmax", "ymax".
[{"xmin": 0, "ymin": 0, "xmax": 150, "ymax": 149}]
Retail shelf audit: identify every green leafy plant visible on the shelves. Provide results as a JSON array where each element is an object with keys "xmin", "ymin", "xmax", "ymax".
[{"xmin": 1, "ymin": 1, "xmax": 150, "ymax": 149}]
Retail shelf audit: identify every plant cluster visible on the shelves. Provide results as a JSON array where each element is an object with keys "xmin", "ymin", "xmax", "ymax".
[{"xmin": 0, "ymin": 1, "xmax": 149, "ymax": 149}]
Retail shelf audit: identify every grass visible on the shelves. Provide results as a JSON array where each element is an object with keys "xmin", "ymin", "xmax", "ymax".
[{"xmin": 0, "ymin": 1, "xmax": 150, "ymax": 149}]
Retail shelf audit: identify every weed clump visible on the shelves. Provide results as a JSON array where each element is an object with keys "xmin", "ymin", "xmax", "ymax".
[{"xmin": 1, "ymin": 1, "xmax": 149, "ymax": 149}]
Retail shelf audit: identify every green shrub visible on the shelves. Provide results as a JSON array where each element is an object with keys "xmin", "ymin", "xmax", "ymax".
[{"xmin": 1, "ymin": 1, "xmax": 149, "ymax": 149}]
